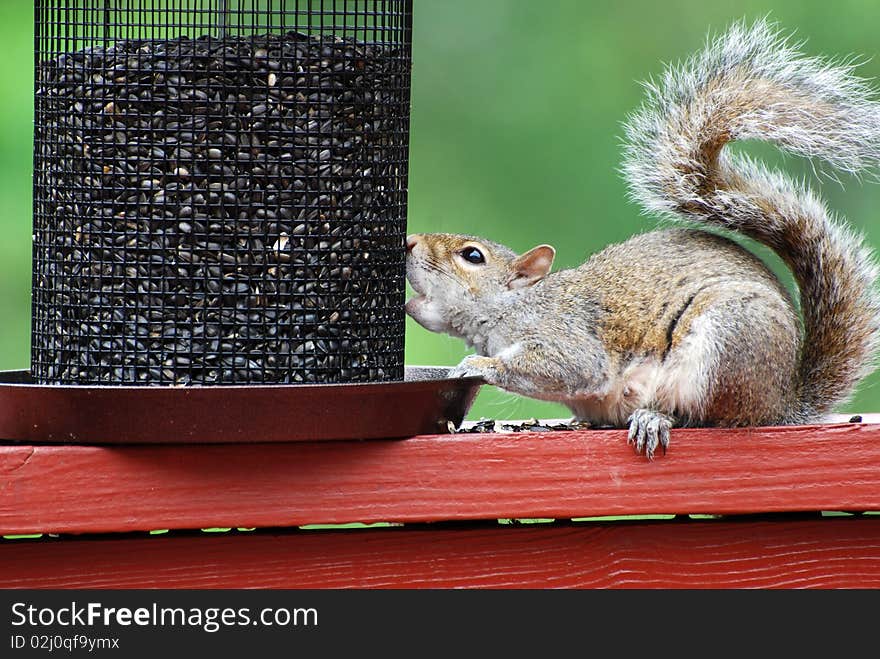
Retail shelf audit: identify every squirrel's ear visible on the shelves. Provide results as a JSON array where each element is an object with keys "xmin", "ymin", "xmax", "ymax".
[{"xmin": 507, "ymin": 245, "xmax": 556, "ymax": 289}]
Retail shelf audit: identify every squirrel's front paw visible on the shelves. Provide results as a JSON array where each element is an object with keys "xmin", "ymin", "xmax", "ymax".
[
  {"xmin": 627, "ymin": 409, "xmax": 673, "ymax": 460},
  {"xmin": 448, "ymin": 355, "xmax": 501, "ymax": 382}
]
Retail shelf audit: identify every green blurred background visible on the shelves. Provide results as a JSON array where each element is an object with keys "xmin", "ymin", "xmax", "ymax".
[{"xmin": 2, "ymin": 1, "xmax": 880, "ymax": 421}]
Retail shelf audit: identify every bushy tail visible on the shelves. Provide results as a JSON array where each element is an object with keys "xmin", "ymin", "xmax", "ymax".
[{"xmin": 622, "ymin": 19, "xmax": 880, "ymax": 420}]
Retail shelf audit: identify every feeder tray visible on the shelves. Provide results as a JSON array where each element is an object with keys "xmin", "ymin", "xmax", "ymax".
[{"xmin": 0, "ymin": 367, "xmax": 481, "ymax": 444}]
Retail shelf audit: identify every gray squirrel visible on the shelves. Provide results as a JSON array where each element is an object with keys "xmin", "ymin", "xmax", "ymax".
[{"xmin": 405, "ymin": 20, "xmax": 880, "ymax": 459}]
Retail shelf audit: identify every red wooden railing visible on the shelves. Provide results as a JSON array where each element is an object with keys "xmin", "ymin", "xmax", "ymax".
[{"xmin": 2, "ymin": 421, "xmax": 880, "ymax": 588}]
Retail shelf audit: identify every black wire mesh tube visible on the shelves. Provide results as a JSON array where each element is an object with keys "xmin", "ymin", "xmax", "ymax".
[{"xmin": 32, "ymin": 0, "xmax": 412, "ymax": 385}]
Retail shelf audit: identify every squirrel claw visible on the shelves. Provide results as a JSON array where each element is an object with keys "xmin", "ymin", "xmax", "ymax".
[
  {"xmin": 448, "ymin": 355, "xmax": 496, "ymax": 381},
  {"xmin": 627, "ymin": 409, "xmax": 673, "ymax": 460}
]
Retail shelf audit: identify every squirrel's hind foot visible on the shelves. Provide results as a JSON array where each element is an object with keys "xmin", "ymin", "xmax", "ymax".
[{"xmin": 627, "ymin": 409, "xmax": 673, "ymax": 460}]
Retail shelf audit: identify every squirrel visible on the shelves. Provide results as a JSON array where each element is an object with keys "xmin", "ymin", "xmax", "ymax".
[{"xmin": 405, "ymin": 20, "xmax": 880, "ymax": 459}]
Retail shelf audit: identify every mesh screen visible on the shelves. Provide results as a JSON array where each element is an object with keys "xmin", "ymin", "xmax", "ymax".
[{"xmin": 32, "ymin": 0, "xmax": 412, "ymax": 385}]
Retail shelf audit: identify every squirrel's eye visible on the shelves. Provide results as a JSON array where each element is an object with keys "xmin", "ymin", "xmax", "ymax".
[{"xmin": 459, "ymin": 247, "xmax": 485, "ymax": 264}]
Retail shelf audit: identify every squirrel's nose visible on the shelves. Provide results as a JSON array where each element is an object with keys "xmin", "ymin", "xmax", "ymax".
[{"xmin": 406, "ymin": 234, "xmax": 419, "ymax": 253}]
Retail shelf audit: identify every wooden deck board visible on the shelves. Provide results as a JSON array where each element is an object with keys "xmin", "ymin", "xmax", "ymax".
[
  {"xmin": 3, "ymin": 423, "xmax": 879, "ymax": 535},
  {"xmin": 2, "ymin": 517, "xmax": 878, "ymax": 589}
]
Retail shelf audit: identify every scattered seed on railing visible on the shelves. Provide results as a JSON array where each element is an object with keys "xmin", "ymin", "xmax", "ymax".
[{"xmin": 452, "ymin": 419, "xmax": 596, "ymax": 434}]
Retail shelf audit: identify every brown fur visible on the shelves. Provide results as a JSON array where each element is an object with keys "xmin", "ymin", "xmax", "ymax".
[{"xmin": 581, "ymin": 230, "xmax": 794, "ymax": 358}]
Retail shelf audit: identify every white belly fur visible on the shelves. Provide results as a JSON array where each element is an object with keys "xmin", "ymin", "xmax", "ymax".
[
  {"xmin": 568, "ymin": 357, "xmax": 663, "ymax": 425},
  {"xmin": 567, "ymin": 337, "xmax": 713, "ymax": 426}
]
